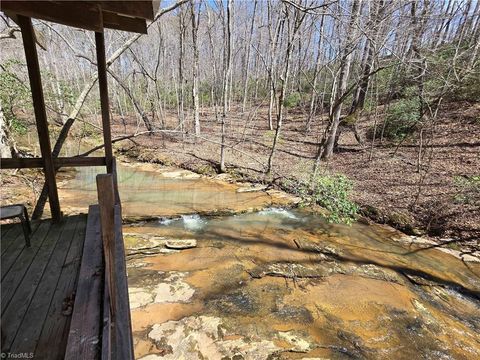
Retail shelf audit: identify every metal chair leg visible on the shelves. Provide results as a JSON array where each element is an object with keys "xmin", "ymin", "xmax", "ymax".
[
  {"xmin": 23, "ymin": 206, "xmax": 32, "ymax": 233},
  {"xmin": 19, "ymin": 207, "xmax": 31, "ymax": 247}
]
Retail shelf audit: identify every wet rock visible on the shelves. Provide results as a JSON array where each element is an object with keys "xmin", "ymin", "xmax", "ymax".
[
  {"xmin": 348, "ymin": 264, "xmax": 403, "ymax": 284},
  {"xmin": 154, "ymin": 272, "xmax": 195, "ymax": 303},
  {"xmin": 412, "ymin": 299, "xmax": 438, "ymax": 327},
  {"xmin": 210, "ymin": 291, "xmax": 257, "ymax": 315},
  {"xmin": 278, "ymin": 331, "xmax": 312, "ymax": 352},
  {"xmin": 266, "ymin": 189, "xmax": 302, "ymax": 204},
  {"xmin": 165, "ymin": 239, "xmax": 197, "ymax": 249},
  {"xmin": 124, "ymin": 233, "xmax": 168, "ymax": 250},
  {"xmin": 403, "ymin": 272, "xmax": 439, "ymax": 287},
  {"xmin": 461, "ymin": 253, "xmax": 480, "ymax": 263},
  {"xmin": 293, "ymin": 239, "xmax": 343, "ymax": 259},
  {"xmin": 127, "ymin": 246, "xmax": 179, "ymax": 258},
  {"xmin": 248, "ymin": 263, "xmax": 332, "ymax": 279},
  {"xmin": 160, "ymin": 169, "xmax": 200, "ymax": 179},
  {"xmin": 274, "ymin": 306, "xmax": 314, "ymax": 324},
  {"xmin": 236, "ymin": 185, "xmax": 268, "ymax": 193},
  {"xmin": 144, "ymin": 316, "xmax": 280, "ymax": 359},
  {"xmin": 130, "ymin": 287, "xmax": 155, "ymax": 309}
]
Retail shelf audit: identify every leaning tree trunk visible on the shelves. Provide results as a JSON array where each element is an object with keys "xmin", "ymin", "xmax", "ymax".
[{"xmin": 351, "ymin": 0, "xmax": 385, "ymax": 113}]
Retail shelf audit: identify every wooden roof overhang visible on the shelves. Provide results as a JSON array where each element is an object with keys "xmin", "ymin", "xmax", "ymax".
[
  {"xmin": 0, "ymin": 1, "xmax": 154, "ymax": 222},
  {"xmin": 1, "ymin": 1, "xmax": 155, "ymax": 34}
]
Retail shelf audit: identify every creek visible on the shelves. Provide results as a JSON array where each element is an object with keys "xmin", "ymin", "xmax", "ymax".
[{"xmin": 58, "ymin": 162, "xmax": 480, "ymax": 359}]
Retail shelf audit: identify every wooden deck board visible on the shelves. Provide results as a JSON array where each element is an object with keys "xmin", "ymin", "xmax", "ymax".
[
  {"xmin": 0, "ymin": 214, "xmax": 87, "ymax": 358},
  {"xmin": 1, "ymin": 217, "xmax": 40, "ymax": 258},
  {"xmin": 1, "ymin": 221, "xmax": 52, "ymax": 312},
  {"xmin": 1, "ymin": 226, "xmax": 25, "ymax": 270},
  {"xmin": 0, "ymin": 223, "xmax": 16, "ymax": 250},
  {"xmin": 1, "ymin": 221, "xmax": 64, "ymax": 345},
  {"xmin": 10, "ymin": 216, "xmax": 80, "ymax": 353},
  {"xmin": 35, "ymin": 214, "xmax": 87, "ymax": 359},
  {"xmin": 2, "ymin": 224, "xmax": 23, "ymax": 255},
  {"xmin": 2, "ymin": 203, "xmax": 132, "ymax": 359}
]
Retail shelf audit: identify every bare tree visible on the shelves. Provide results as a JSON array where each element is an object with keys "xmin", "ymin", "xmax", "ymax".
[
  {"xmin": 190, "ymin": 0, "xmax": 201, "ymax": 135},
  {"xmin": 220, "ymin": 0, "xmax": 232, "ymax": 172},
  {"xmin": 241, "ymin": 0, "xmax": 257, "ymax": 113},
  {"xmin": 320, "ymin": 0, "xmax": 363, "ymax": 160},
  {"xmin": 266, "ymin": 3, "xmax": 306, "ymax": 175}
]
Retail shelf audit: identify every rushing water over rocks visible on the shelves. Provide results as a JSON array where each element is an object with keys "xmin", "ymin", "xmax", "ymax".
[{"xmin": 60, "ymin": 163, "xmax": 480, "ymax": 359}]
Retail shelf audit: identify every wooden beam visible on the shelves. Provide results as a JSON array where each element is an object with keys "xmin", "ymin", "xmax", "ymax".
[
  {"xmin": 96, "ymin": 1, "xmax": 155, "ymax": 20},
  {"xmin": 95, "ymin": 32, "xmax": 113, "ymax": 173},
  {"xmin": 0, "ymin": 156, "xmax": 106, "ymax": 169},
  {"xmin": 102, "ymin": 11, "xmax": 148, "ymax": 34},
  {"xmin": 18, "ymin": 15, "xmax": 61, "ymax": 222},
  {"xmin": 2, "ymin": 1, "xmax": 104, "ymax": 32}
]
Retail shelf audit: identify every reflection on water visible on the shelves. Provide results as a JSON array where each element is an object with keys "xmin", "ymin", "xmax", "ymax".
[{"xmin": 58, "ymin": 164, "xmax": 284, "ymax": 217}]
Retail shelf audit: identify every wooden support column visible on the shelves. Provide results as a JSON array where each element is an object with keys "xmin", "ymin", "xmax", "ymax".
[
  {"xmin": 18, "ymin": 15, "xmax": 61, "ymax": 221},
  {"xmin": 95, "ymin": 31, "xmax": 114, "ymax": 173}
]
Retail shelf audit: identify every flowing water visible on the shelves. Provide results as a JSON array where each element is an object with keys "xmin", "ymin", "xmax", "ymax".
[
  {"xmin": 60, "ymin": 163, "xmax": 480, "ymax": 359},
  {"xmin": 58, "ymin": 162, "xmax": 292, "ymax": 218}
]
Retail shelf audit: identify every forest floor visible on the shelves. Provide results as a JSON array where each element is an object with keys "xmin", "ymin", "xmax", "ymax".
[{"xmin": 112, "ymin": 100, "xmax": 480, "ymax": 246}]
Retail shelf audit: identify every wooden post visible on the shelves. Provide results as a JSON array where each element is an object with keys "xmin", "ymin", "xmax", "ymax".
[
  {"xmin": 95, "ymin": 31, "xmax": 114, "ymax": 174},
  {"xmin": 96, "ymin": 174, "xmax": 116, "ymax": 318},
  {"xmin": 18, "ymin": 15, "xmax": 61, "ymax": 221},
  {"xmin": 111, "ymin": 157, "xmax": 121, "ymax": 206}
]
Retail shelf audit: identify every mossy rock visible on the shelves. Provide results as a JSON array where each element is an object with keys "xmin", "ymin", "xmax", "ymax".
[
  {"xmin": 386, "ymin": 212, "xmax": 422, "ymax": 235},
  {"xmin": 359, "ymin": 204, "xmax": 383, "ymax": 220},
  {"xmin": 195, "ymin": 164, "xmax": 217, "ymax": 176}
]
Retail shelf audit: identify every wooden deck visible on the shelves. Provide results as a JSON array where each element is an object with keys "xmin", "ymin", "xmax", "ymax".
[{"xmin": 1, "ymin": 214, "xmax": 87, "ymax": 359}]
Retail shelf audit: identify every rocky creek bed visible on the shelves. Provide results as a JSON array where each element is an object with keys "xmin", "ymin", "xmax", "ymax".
[{"xmin": 57, "ymin": 162, "xmax": 480, "ymax": 359}]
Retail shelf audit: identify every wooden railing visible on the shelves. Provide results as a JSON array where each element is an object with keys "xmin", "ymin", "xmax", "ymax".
[
  {"xmin": 96, "ymin": 157, "xmax": 133, "ymax": 360},
  {"xmin": 65, "ymin": 157, "xmax": 133, "ymax": 360}
]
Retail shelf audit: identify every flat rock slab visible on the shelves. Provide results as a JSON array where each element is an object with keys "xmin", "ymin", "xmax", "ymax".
[
  {"xmin": 236, "ymin": 185, "xmax": 268, "ymax": 193},
  {"xmin": 165, "ymin": 239, "xmax": 197, "ymax": 249}
]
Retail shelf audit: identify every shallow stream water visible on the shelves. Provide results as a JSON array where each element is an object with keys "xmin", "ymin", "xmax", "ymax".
[{"xmin": 59, "ymin": 163, "xmax": 480, "ymax": 359}]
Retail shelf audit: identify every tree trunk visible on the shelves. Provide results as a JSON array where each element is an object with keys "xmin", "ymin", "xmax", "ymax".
[
  {"xmin": 178, "ymin": 8, "xmax": 186, "ymax": 134},
  {"xmin": 305, "ymin": 13, "xmax": 325, "ymax": 132},
  {"xmin": 321, "ymin": 0, "xmax": 362, "ymax": 159},
  {"xmin": 0, "ymin": 103, "xmax": 17, "ymax": 157},
  {"xmin": 190, "ymin": 0, "xmax": 201, "ymax": 135},
  {"xmin": 220, "ymin": 0, "xmax": 232, "ymax": 173},
  {"xmin": 266, "ymin": 5, "xmax": 305, "ymax": 174},
  {"xmin": 241, "ymin": 0, "xmax": 257, "ymax": 113}
]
